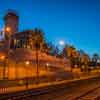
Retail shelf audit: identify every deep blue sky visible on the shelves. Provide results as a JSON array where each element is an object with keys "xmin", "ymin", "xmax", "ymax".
[{"xmin": 0, "ymin": 0, "xmax": 100, "ymax": 55}]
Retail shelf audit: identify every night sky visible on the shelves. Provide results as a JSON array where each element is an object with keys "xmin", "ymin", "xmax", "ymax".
[{"xmin": 0, "ymin": 0, "xmax": 100, "ymax": 55}]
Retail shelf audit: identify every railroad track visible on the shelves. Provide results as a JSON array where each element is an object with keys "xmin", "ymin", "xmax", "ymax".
[
  {"xmin": 3, "ymin": 87, "xmax": 100, "ymax": 100},
  {"xmin": 0, "ymin": 77, "xmax": 100, "ymax": 100},
  {"xmin": 73, "ymin": 87, "xmax": 100, "ymax": 100},
  {"xmin": 0, "ymin": 88, "xmax": 100, "ymax": 100},
  {"xmin": 0, "ymin": 89, "xmax": 50, "ymax": 100}
]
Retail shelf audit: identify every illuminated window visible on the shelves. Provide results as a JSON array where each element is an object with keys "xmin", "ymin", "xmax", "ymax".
[{"xmin": 14, "ymin": 39, "xmax": 17, "ymax": 45}]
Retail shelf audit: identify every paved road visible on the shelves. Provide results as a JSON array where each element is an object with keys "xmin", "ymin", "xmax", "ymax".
[{"xmin": 0, "ymin": 77, "xmax": 100, "ymax": 100}]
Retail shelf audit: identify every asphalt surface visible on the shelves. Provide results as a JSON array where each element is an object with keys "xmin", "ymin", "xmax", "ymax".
[{"xmin": 0, "ymin": 77, "xmax": 100, "ymax": 100}]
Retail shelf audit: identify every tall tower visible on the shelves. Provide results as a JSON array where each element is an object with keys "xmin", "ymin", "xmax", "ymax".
[{"xmin": 4, "ymin": 10, "xmax": 19, "ymax": 39}]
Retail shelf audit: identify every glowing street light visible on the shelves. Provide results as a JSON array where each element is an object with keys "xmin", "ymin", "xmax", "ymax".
[
  {"xmin": 3, "ymin": 27, "xmax": 12, "ymax": 49},
  {"xmin": 25, "ymin": 61, "xmax": 30, "ymax": 89},
  {"xmin": 46, "ymin": 63, "xmax": 49, "ymax": 66},
  {"xmin": 1, "ymin": 27, "xmax": 11, "ymax": 35},
  {"xmin": 6, "ymin": 27, "xmax": 11, "ymax": 32},
  {"xmin": 58, "ymin": 40, "xmax": 65, "ymax": 68},
  {"xmin": 46, "ymin": 63, "xmax": 49, "ymax": 71},
  {"xmin": 58, "ymin": 40, "xmax": 65, "ymax": 55},
  {"xmin": 58, "ymin": 40, "xmax": 65, "ymax": 52},
  {"xmin": 25, "ymin": 61, "xmax": 30, "ymax": 65},
  {"xmin": 0, "ymin": 55, "xmax": 5, "ymax": 60},
  {"xmin": 59, "ymin": 40, "xmax": 65, "ymax": 46}
]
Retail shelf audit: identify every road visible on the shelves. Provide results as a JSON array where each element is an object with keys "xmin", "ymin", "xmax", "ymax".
[{"xmin": 0, "ymin": 77, "xmax": 100, "ymax": 100}]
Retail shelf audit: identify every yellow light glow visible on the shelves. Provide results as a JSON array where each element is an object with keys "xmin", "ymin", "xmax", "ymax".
[
  {"xmin": 46, "ymin": 63, "xmax": 49, "ymax": 66},
  {"xmin": 25, "ymin": 61, "xmax": 30, "ymax": 65},
  {"xmin": 5, "ymin": 27, "xmax": 11, "ymax": 32},
  {"xmin": 0, "ymin": 55, "xmax": 5, "ymax": 60}
]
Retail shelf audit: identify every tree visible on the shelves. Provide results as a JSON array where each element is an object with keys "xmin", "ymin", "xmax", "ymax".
[
  {"xmin": 92, "ymin": 53, "xmax": 100, "ymax": 67},
  {"xmin": 62, "ymin": 44, "xmax": 68, "ymax": 58},
  {"xmin": 42, "ymin": 42, "xmax": 51, "ymax": 54},
  {"xmin": 62, "ymin": 45, "xmax": 77, "ymax": 71},
  {"xmin": 49, "ymin": 44, "xmax": 59, "ymax": 56},
  {"xmin": 42, "ymin": 42, "xmax": 54, "ymax": 55},
  {"xmin": 80, "ymin": 53, "xmax": 90, "ymax": 72},
  {"xmin": 31, "ymin": 28, "xmax": 45, "ymax": 50},
  {"xmin": 62, "ymin": 44, "xmax": 76, "ymax": 58}
]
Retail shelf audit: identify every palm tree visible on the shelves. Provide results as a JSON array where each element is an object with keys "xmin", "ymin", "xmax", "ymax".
[
  {"xmin": 42, "ymin": 43, "xmax": 48, "ymax": 53},
  {"xmin": 31, "ymin": 28, "xmax": 45, "ymax": 50},
  {"xmin": 62, "ymin": 45, "xmax": 76, "ymax": 71},
  {"xmin": 45, "ymin": 42, "xmax": 56, "ymax": 56},
  {"xmin": 80, "ymin": 53, "xmax": 90, "ymax": 72},
  {"xmin": 62, "ymin": 44, "xmax": 76, "ymax": 58},
  {"xmin": 72, "ymin": 50, "xmax": 80, "ymax": 68},
  {"xmin": 62, "ymin": 44, "xmax": 69, "ymax": 58},
  {"xmin": 31, "ymin": 28, "xmax": 45, "ymax": 83},
  {"xmin": 92, "ymin": 53, "xmax": 100, "ymax": 67}
]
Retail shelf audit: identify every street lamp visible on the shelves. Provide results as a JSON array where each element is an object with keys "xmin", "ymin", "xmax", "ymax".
[
  {"xmin": 25, "ymin": 61, "xmax": 30, "ymax": 65},
  {"xmin": 59, "ymin": 40, "xmax": 65, "ymax": 46},
  {"xmin": 35, "ymin": 42, "xmax": 40, "ymax": 84},
  {"xmin": 59, "ymin": 40, "xmax": 65, "ymax": 54},
  {"xmin": 59, "ymin": 40, "xmax": 65, "ymax": 62},
  {"xmin": 4, "ymin": 27, "xmax": 11, "ymax": 37},
  {"xmin": 46, "ymin": 63, "xmax": 49, "ymax": 71},
  {"xmin": 25, "ymin": 61, "xmax": 30, "ymax": 89},
  {"xmin": 5, "ymin": 27, "xmax": 11, "ymax": 33},
  {"xmin": 46, "ymin": 63, "xmax": 50, "ymax": 82},
  {"xmin": 0, "ymin": 55, "xmax": 5, "ymax": 60},
  {"xmin": 46, "ymin": 63, "xmax": 49, "ymax": 67},
  {"xmin": 1, "ymin": 27, "xmax": 11, "ymax": 47}
]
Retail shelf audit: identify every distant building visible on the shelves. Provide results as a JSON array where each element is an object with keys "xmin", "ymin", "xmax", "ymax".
[
  {"xmin": 4, "ymin": 10, "xmax": 19, "ymax": 36},
  {"xmin": 1, "ymin": 10, "xmax": 33, "ymax": 50}
]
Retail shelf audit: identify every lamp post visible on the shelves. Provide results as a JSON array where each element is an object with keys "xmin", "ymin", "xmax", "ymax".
[
  {"xmin": 46, "ymin": 63, "xmax": 49, "ymax": 82},
  {"xmin": 25, "ymin": 61, "xmax": 30, "ymax": 89},
  {"xmin": 59, "ymin": 40, "xmax": 65, "ymax": 46},
  {"xmin": 59, "ymin": 40, "xmax": 65, "ymax": 66},
  {"xmin": 3, "ymin": 27, "xmax": 11, "ymax": 49},
  {"xmin": 35, "ymin": 42, "xmax": 40, "ymax": 84},
  {"xmin": 46, "ymin": 63, "xmax": 49, "ymax": 71},
  {"xmin": 59, "ymin": 40, "xmax": 65, "ymax": 55}
]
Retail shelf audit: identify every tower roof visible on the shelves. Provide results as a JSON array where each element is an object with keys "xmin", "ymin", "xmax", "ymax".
[{"xmin": 4, "ymin": 10, "xmax": 19, "ymax": 20}]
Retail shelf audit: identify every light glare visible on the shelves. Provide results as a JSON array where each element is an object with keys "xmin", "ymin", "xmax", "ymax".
[{"xmin": 59, "ymin": 40, "xmax": 65, "ymax": 46}]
